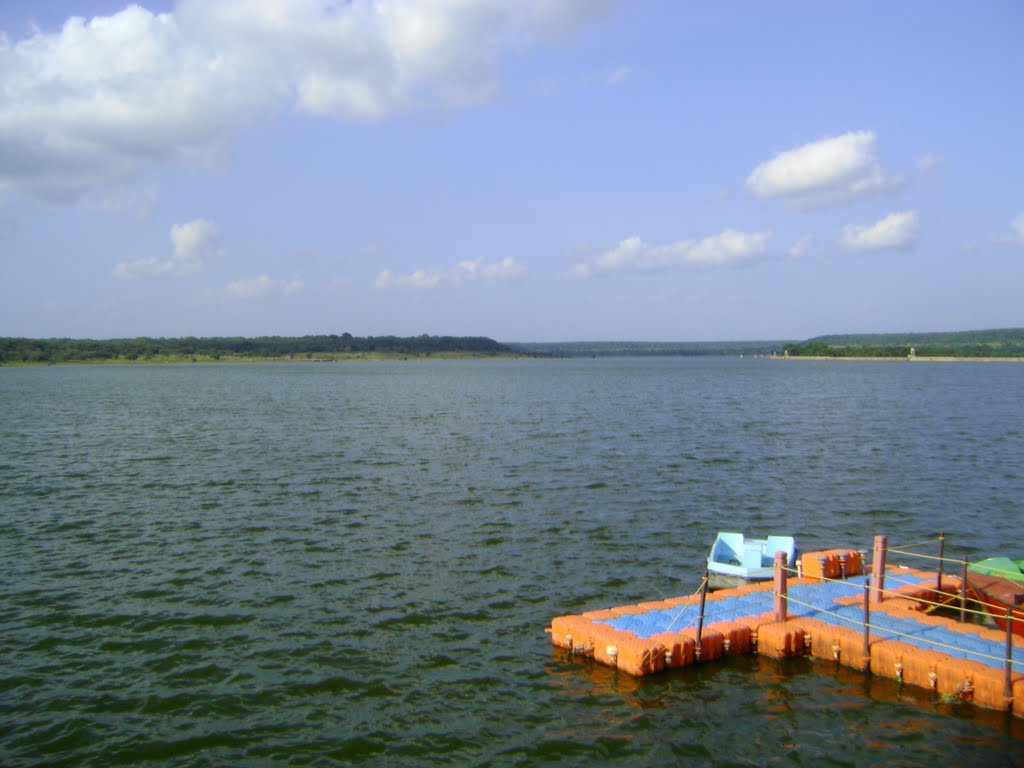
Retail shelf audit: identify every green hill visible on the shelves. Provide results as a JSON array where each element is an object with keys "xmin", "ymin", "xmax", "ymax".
[
  {"xmin": 784, "ymin": 328, "xmax": 1024, "ymax": 358},
  {"xmin": 0, "ymin": 334, "xmax": 515, "ymax": 364}
]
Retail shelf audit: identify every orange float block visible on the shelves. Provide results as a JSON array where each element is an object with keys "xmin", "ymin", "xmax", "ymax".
[
  {"xmin": 869, "ymin": 639, "xmax": 909, "ymax": 684},
  {"xmin": 648, "ymin": 631, "xmax": 696, "ymax": 669},
  {"xmin": 930, "ymin": 654, "xmax": 983, "ymax": 699},
  {"xmin": 962, "ymin": 659, "xmax": 1023, "ymax": 712},
  {"xmin": 608, "ymin": 636, "xmax": 663, "ymax": 676},
  {"xmin": 800, "ymin": 551, "xmax": 838, "ymax": 580},
  {"xmin": 693, "ymin": 629, "xmax": 725, "ymax": 663},
  {"xmin": 580, "ymin": 607, "xmax": 619, "ymax": 620},
  {"xmin": 805, "ymin": 618, "xmax": 872, "ymax": 671},
  {"xmin": 800, "ymin": 549, "xmax": 864, "ymax": 580},
  {"xmin": 756, "ymin": 620, "xmax": 806, "ymax": 659},
  {"xmin": 707, "ymin": 621, "xmax": 754, "ymax": 656},
  {"xmin": 896, "ymin": 648, "xmax": 947, "ymax": 692},
  {"xmin": 549, "ymin": 615, "xmax": 588, "ymax": 649}
]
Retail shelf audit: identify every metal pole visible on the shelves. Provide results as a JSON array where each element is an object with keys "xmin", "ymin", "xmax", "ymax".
[
  {"xmin": 863, "ymin": 576, "xmax": 871, "ymax": 672},
  {"xmin": 871, "ymin": 535, "xmax": 886, "ymax": 604},
  {"xmin": 960, "ymin": 555, "xmax": 969, "ymax": 624},
  {"xmin": 1005, "ymin": 606, "xmax": 1014, "ymax": 710},
  {"xmin": 774, "ymin": 550, "xmax": 788, "ymax": 623},
  {"xmin": 936, "ymin": 532, "xmax": 945, "ymax": 591},
  {"xmin": 695, "ymin": 564, "xmax": 709, "ymax": 661}
]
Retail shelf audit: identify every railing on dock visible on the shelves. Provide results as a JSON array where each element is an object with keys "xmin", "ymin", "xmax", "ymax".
[
  {"xmin": 773, "ymin": 532, "xmax": 1021, "ymax": 703},
  {"xmin": 550, "ymin": 530, "xmax": 1022, "ymax": 714}
]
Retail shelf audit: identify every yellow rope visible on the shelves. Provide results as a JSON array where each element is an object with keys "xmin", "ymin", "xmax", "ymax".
[
  {"xmin": 782, "ymin": 594, "xmax": 1023, "ymax": 669},
  {"xmin": 884, "ymin": 594, "xmax": 992, "ymax": 621},
  {"xmin": 884, "ymin": 548, "xmax": 970, "ymax": 569},
  {"xmin": 886, "ymin": 548, "xmax": 967, "ymax": 566},
  {"xmin": 858, "ymin": 579, "xmax": 992, "ymax": 620},
  {"xmin": 785, "ymin": 567, "xmax": 995, "ymax": 620},
  {"xmin": 664, "ymin": 576, "xmax": 709, "ymax": 632},
  {"xmin": 784, "ymin": 567, "xmax": 863, "ymax": 589},
  {"xmin": 887, "ymin": 537, "xmax": 942, "ymax": 551},
  {"xmin": 768, "ymin": 558, "xmax": 1008, "ymax": 625}
]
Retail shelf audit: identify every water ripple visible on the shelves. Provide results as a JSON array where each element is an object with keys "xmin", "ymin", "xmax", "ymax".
[{"xmin": 1, "ymin": 360, "xmax": 1023, "ymax": 766}]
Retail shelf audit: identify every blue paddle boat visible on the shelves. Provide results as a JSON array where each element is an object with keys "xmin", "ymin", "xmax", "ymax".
[{"xmin": 707, "ymin": 532, "xmax": 797, "ymax": 589}]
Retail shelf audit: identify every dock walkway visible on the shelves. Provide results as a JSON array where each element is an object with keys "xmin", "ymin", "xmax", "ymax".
[{"xmin": 549, "ymin": 552, "xmax": 1024, "ymax": 716}]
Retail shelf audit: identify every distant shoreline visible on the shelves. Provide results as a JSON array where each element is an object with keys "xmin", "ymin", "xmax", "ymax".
[
  {"xmin": 7, "ymin": 353, "xmax": 1024, "ymax": 367},
  {"xmin": 0, "ymin": 352, "xmax": 532, "ymax": 366},
  {"xmin": 779, "ymin": 355, "xmax": 1024, "ymax": 363}
]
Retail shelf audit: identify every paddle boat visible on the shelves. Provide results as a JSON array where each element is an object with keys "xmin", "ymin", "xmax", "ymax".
[
  {"xmin": 707, "ymin": 532, "xmax": 797, "ymax": 589},
  {"xmin": 966, "ymin": 556, "xmax": 1024, "ymax": 637}
]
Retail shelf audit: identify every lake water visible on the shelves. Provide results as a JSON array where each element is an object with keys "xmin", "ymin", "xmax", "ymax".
[{"xmin": 2, "ymin": 358, "xmax": 1023, "ymax": 766}]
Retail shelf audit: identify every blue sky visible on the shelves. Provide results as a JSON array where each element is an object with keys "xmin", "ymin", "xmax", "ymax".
[{"xmin": 1, "ymin": 0, "xmax": 1022, "ymax": 342}]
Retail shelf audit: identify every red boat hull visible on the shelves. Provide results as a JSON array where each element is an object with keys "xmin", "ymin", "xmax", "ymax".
[{"xmin": 967, "ymin": 571, "xmax": 1024, "ymax": 637}]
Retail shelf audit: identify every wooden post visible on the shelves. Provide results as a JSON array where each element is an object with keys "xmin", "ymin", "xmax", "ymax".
[
  {"xmin": 960, "ymin": 555, "xmax": 969, "ymax": 624},
  {"xmin": 774, "ymin": 550, "xmax": 788, "ymax": 623},
  {"xmin": 871, "ymin": 535, "xmax": 887, "ymax": 604},
  {"xmin": 862, "ymin": 577, "xmax": 871, "ymax": 672},
  {"xmin": 1005, "ymin": 606, "xmax": 1014, "ymax": 710},
  {"xmin": 936, "ymin": 532, "xmax": 945, "ymax": 591},
  {"xmin": 695, "ymin": 564, "xmax": 709, "ymax": 660}
]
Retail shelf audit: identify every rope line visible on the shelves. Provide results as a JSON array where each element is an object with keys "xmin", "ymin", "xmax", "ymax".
[
  {"xmin": 885, "ymin": 549, "xmax": 969, "ymax": 566},
  {"xmin": 664, "ymin": 576, "xmax": 709, "ymax": 633},
  {"xmin": 705, "ymin": 535, "xmax": 1022, "ymax": 673},
  {"xmin": 782, "ymin": 565, "xmax": 996, "ymax": 620},
  {"xmin": 886, "ymin": 549, "xmax": 946, "ymax": 562},
  {"xmin": 782, "ymin": 594, "xmax": 1023, "ymax": 669},
  {"xmin": 886, "ymin": 537, "xmax": 942, "ymax": 551}
]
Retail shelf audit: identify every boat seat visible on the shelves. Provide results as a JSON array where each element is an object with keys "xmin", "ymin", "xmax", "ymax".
[
  {"xmin": 742, "ymin": 542, "xmax": 763, "ymax": 569},
  {"xmin": 765, "ymin": 536, "xmax": 795, "ymax": 566}
]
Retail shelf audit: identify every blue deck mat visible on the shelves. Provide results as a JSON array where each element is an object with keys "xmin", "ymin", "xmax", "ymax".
[{"xmin": 596, "ymin": 574, "xmax": 1023, "ymax": 671}]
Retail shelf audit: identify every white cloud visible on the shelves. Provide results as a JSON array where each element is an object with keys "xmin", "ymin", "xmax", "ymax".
[
  {"xmin": 1, "ymin": 7, "xmax": 255, "ymax": 204},
  {"xmin": 606, "ymin": 65, "xmax": 630, "ymax": 85},
  {"xmin": 112, "ymin": 256, "xmax": 176, "ymax": 280},
  {"xmin": 0, "ymin": 1, "xmax": 614, "ymax": 205},
  {"xmin": 375, "ymin": 269, "xmax": 439, "ymax": 290},
  {"xmin": 839, "ymin": 210, "xmax": 919, "ymax": 252},
  {"xmin": 171, "ymin": 218, "xmax": 221, "ymax": 265},
  {"xmin": 985, "ymin": 213, "xmax": 1024, "ymax": 247},
  {"xmin": 916, "ymin": 153, "xmax": 938, "ymax": 173},
  {"xmin": 788, "ymin": 235, "xmax": 814, "ymax": 259},
  {"xmin": 573, "ymin": 230, "xmax": 772, "ymax": 278},
  {"xmin": 456, "ymin": 256, "xmax": 526, "ymax": 281},
  {"xmin": 375, "ymin": 256, "xmax": 526, "ymax": 289},
  {"xmin": 225, "ymin": 273, "xmax": 307, "ymax": 300},
  {"xmin": 1011, "ymin": 213, "xmax": 1024, "ymax": 244},
  {"xmin": 227, "ymin": 274, "xmax": 273, "ymax": 300},
  {"xmin": 113, "ymin": 217, "xmax": 221, "ymax": 279},
  {"xmin": 746, "ymin": 130, "xmax": 903, "ymax": 207}
]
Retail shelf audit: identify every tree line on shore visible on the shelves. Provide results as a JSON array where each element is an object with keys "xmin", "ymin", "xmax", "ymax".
[
  {"xmin": 4, "ymin": 328, "xmax": 1022, "ymax": 364},
  {"xmin": 0, "ymin": 334, "xmax": 513, "ymax": 363},
  {"xmin": 783, "ymin": 328, "xmax": 1024, "ymax": 358}
]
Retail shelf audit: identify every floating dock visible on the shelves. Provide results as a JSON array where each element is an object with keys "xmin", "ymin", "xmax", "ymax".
[{"xmin": 548, "ymin": 537, "xmax": 1024, "ymax": 716}]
